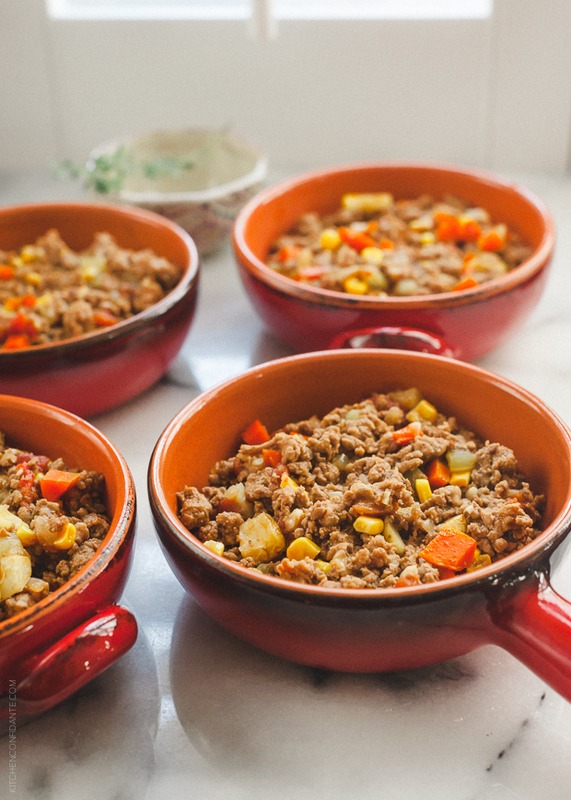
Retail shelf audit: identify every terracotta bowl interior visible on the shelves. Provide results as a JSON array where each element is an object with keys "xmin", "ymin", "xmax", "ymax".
[
  {"xmin": 0, "ymin": 202, "xmax": 192, "ymax": 265},
  {"xmin": 155, "ymin": 351, "xmax": 571, "ymax": 586},
  {"xmin": 238, "ymin": 163, "xmax": 550, "ymax": 291}
]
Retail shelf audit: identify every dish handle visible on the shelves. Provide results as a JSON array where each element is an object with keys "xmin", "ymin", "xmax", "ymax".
[
  {"xmin": 328, "ymin": 326, "xmax": 458, "ymax": 358},
  {"xmin": 487, "ymin": 570, "xmax": 571, "ymax": 702},
  {"xmin": 9, "ymin": 605, "xmax": 137, "ymax": 717}
]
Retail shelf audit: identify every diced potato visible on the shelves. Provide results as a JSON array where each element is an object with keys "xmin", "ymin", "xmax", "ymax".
[
  {"xmin": 0, "ymin": 554, "xmax": 32, "ymax": 601},
  {"xmin": 0, "ymin": 530, "xmax": 26, "ymax": 558},
  {"xmin": 436, "ymin": 514, "xmax": 466, "ymax": 533},
  {"xmin": 284, "ymin": 508, "xmax": 305, "ymax": 532},
  {"xmin": 238, "ymin": 512, "xmax": 285, "ymax": 563},
  {"xmin": 361, "ymin": 246, "xmax": 385, "ymax": 266},
  {"xmin": 341, "ymin": 192, "xmax": 393, "ymax": 213},
  {"xmin": 388, "ymin": 388, "xmax": 422, "ymax": 411},
  {"xmin": 203, "ymin": 540, "xmax": 225, "ymax": 556},
  {"xmin": 383, "ymin": 519, "xmax": 406, "ymax": 555},
  {"xmin": 219, "ymin": 483, "xmax": 254, "ymax": 518},
  {"xmin": 446, "ymin": 449, "xmax": 476, "ymax": 471},
  {"xmin": 0, "ymin": 505, "xmax": 24, "ymax": 533}
]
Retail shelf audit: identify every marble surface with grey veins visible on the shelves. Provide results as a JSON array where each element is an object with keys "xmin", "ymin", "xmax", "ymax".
[{"xmin": 1, "ymin": 168, "xmax": 571, "ymax": 800}]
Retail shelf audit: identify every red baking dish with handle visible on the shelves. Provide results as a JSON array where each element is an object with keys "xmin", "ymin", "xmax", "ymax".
[
  {"xmin": 149, "ymin": 349, "xmax": 571, "ymax": 702},
  {"xmin": 232, "ymin": 162, "xmax": 554, "ymax": 361},
  {"xmin": 0, "ymin": 395, "xmax": 137, "ymax": 718}
]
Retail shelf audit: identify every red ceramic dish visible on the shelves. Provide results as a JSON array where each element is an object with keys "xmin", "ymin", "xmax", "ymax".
[
  {"xmin": 0, "ymin": 202, "xmax": 199, "ymax": 418},
  {"xmin": 232, "ymin": 162, "xmax": 555, "ymax": 360},
  {"xmin": 149, "ymin": 349, "xmax": 571, "ymax": 702},
  {"xmin": 0, "ymin": 395, "xmax": 137, "ymax": 718}
]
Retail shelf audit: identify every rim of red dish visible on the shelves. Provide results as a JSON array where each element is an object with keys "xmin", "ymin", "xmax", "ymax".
[
  {"xmin": 149, "ymin": 349, "xmax": 571, "ymax": 603},
  {"xmin": 0, "ymin": 396, "xmax": 136, "ymax": 639},
  {"xmin": 232, "ymin": 160, "xmax": 555, "ymax": 310},
  {"xmin": 0, "ymin": 201, "xmax": 200, "ymax": 359}
]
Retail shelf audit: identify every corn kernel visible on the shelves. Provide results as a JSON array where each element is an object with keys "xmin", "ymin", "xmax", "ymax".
[
  {"xmin": 415, "ymin": 478, "xmax": 433, "ymax": 503},
  {"xmin": 320, "ymin": 228, "xmax": 341, "ymax": 250},
  {"xmin": 24, "ymin": 271, "xmax": 42, "ymax": 286},
  {"xmin": 408, "ymin": 214, "xmax": 433, "ymax": 231},
  {"xmin": 419, "ymin": 232, "xmax": 436, "ymax": 245},
  {"xmin": 407, "ymin": 399, "xmax": 438, "ymax": 424},
  {"xmin": 286, "ymin": 536, "xmax": 321, "ymax": 560},
  {"xmin": 450, "ymin": 470, "xmax": 471, "ymax": 487},
  {"xmin": 52, "ymin": 522, "xmax": 77, "ymax": 550},
  {"xmin": 10, "ymin": 256, "xmax": 23, "ymax": 268},
  {"xmin": 343, "ymin": 276, "xmax": 369, "ymax": 295},
  {"xmin": 203, "ymin": 540, "xmax": 224, "ymax": 556},
  {"xmin": 316, "ymin": 559, "xmax": 331, "ymax": 573},
  {"xmin": 361, "ymin": 246, "xmax": 385, "ymax": 266},
  {"xmin": 353, "ymin": 515, "xmax": 385, "ymax": 535},
  {"xmin": 20, "ymin": 247, "xmax": 37, "ymax": 264},
  {"xmin": 16, "ymin": 523, "xmax": 37, "ymax": 547},
  {"xmin": 341, "ymin": 192, "xmax": 393, "ymax": 213},
  {"xmin": 280, "ymin": 474, "xmax": 299, "ymax": 490}
]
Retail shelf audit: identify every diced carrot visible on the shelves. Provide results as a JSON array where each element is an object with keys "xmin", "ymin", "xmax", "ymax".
[
  {"xmin": 378, "ymin": 238, "xmax": 394, "ymax": 250},
  {"xmin": 8, "ymin": 312, "xmax": 38, "ymax": 339},
  {"xmin": 435, "ymin": 214, "xmax": 462, "ymax": 242},
  {"xmin": 93, "ymin": 309, "xmax": 118, "ymax": 327},
  {"xmin": 338, "ymin": 227, "xmax": 376, "ymax": 253},
  {"xmin": 3, "ymin": 334, "xmax": 30, "ymax": 350},
  {"xmin": 392, "ymin": 420, "xmax": 423, "ymax": 445},
  {"xmin": 4, "ymin": 297, "xmax": 21, "ymax": 312},
  {"xmin": 242, "ymin": 419, "xmax": 270, "ymax": 445},
  {"xmin": 458, "ymin": 219, "xmax": 482, "ymax": 242},
  {"xmin": 479, "ymin": 231, "xmax": 504, "ymax": 251},
  {"xmin": 453, "ymin": 277, "xmax": 478, "ymax": 292},
  {"xmin": 463, "ymin": 252, "xmax": 475, "ymax": 265},
  {"xmin": 0, "ymin": 266, "xmax": 15, "ymax": 280},
  {"xmin": 438, "ymin": 567, "xmax": 456, "ymax": 580},
  {"xmin": 20, "ymin": 294, "xmax": 37, "ymax": 308},
  {"xmin": 425, "ymin": 458, "xmax": 451, "ymax": 488},
  {"xmin": 365, "ymin": 221, "xmax": 378, "ymax": 234},
  {"xmin": 418, "ymin": 527, "xmax": 477, "ymax": 571},
  {"xmin": 278, "ymin": 245, "xmax": 302, "ymax": 262},
  {"xmin": 40, "ymin": 469, "xmax": 82, "ymax": 501},
  {"xmin": 262, "ymin": 448, "xmax": 282, "ymax": 467}
]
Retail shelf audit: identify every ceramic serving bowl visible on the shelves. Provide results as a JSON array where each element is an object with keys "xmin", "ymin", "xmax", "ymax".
[
  {"xmin": 232, "ymin": 162, "xmax": 555, "ymax": 361},
  {"xmin": 149, "ymin": 349, "xmax": 571, "ymax": 702},
  {"xmin": 0, "ymin": 201, "xmax": 199, "ymax": 418},
  {"xmin": 89, "ymin": 128, "xmax": 268, "ymax": 256},
  {"xmin": 0, "ymin": 394, "xmax": 137, "ymax": 719}
]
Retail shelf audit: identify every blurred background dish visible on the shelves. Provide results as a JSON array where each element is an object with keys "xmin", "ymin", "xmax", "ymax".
[
  {"xmin": 232, "ymin": 162, "xmax": 554, "ymax": 361},
  {"xmin": 0, "ymin": 201, "xmax": 199, "ymax": 418},
  {"xmin": 88, "ymin": 128, "xmax": 268, "ymax": 256}
]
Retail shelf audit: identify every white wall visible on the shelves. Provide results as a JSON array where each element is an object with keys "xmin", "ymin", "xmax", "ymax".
[{"xmin": 1, "ymin": 0, "xmax": 570, "ymax": 174}]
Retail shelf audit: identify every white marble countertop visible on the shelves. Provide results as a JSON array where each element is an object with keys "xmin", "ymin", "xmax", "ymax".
[{"xmin": 2, "ymin": 169, "xmax": 571, "ymax": 800}]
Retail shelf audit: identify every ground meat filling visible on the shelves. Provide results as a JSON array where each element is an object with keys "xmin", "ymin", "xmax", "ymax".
[
  {"xmin": 266, "ymin": 192, "xmax": 532, "ymax": 297},
  {"xmin": 177, "ymin": 389, "xmax": 544, "ymax": 589},
  {"xmin": 0, "ymin": 229, "xmax": 183, "ymax": 350},
  {"xmin": 0, "ymin": 432, "xmax": 110, "ymax": 620}
]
